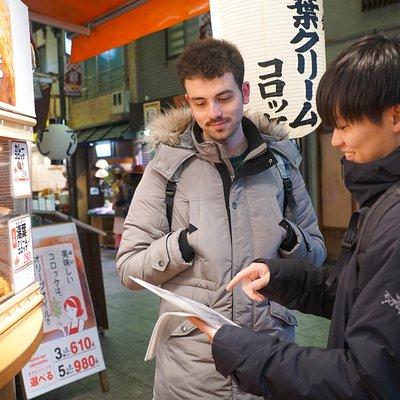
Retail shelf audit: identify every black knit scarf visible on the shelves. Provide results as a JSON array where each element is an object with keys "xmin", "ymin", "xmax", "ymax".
[{"xmin": 342, "ymin": 147, "xmax": 400, "ymax": 207}]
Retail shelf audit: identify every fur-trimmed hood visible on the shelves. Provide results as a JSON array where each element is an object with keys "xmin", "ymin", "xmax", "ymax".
[{"xmin": 146, "ymin": 107, "xmax": 288, "ymax": 149}]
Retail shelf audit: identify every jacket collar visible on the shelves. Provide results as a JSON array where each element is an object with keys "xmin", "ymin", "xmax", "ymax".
[
  {"xmin": 146, "ymin": 107, "xmax": 288, "ymax": 150},
  {"xmin": 342, "ymin": 147, "xmax": 400, "ymax": 207},
  {"xmin": 150, "ymin": 110, "xmax": 287, "ymax": 178}
]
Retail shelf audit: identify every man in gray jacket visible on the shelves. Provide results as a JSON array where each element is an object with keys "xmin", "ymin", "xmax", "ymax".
[{"xmin": 116, "ymin": 38, "xmax": 325, "ymax": 400}]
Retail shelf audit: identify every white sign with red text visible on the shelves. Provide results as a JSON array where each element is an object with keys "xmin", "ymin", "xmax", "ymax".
[
  {"xmin": 8, "ymin": 214, "xmax": 34, "ymax": 292},
  {"xmin": 11, "ymin": 141, "xmax": 31, "ymax": 197},
  {"xmin": 21, "ymin": 223, "xmax": 106, "ymax": 399},
  {"xmin": 22, "ymin": 328, "xmax": 104, "ymax": 397}
]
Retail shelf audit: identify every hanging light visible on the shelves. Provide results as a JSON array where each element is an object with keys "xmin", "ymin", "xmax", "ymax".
[
  {"xmin": 95, "ymin": 168, "xmax": 109, "ymax": 179},
  {"xmin": 37, "ymin": 118, "xmax": 77, "ymax": 160},
  {"xmin": 95, "ymin": 159, "xmax": 109, "ymax": 169}
]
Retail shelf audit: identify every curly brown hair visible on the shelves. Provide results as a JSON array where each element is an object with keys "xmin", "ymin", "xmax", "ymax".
[{"xmin": 176, "ymin": 38, "xmax": 244, "ymax": 90}]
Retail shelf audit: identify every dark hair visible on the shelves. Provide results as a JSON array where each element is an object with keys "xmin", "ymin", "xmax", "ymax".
[
  {"xmin": 316, "ymin": 33, "xmax": 400, "ymax": 127},
  {"xmin": 176, "ymin": 38, "xmax": 244, "ymax": 89}
]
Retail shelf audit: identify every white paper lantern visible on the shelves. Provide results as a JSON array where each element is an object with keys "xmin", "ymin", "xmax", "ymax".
[
  {"xmin": 37, "ymin": 123, "xmax": 77, "ymax": 159},
  {"xmin": 95, "ymin": 159, "xmax": 109, "ymax": 169},
  {"xmin": 95, "ymin": 168, "xmax": 109, "ymax": 179},
  {"xmin": 210, "ymin": 0, "xmax": 326, "ymax": 138}
]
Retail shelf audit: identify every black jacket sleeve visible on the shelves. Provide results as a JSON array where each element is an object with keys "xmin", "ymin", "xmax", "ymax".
[
  {"xmin": 211, "ymin": 207, "xmax": 400, "ymax": 400},
  {"xmin": 259, "ymin": 259, "xmax": 337, "ymax": 319},
  {"xmin": 212, "ymin": 325, "xmax": 371, "ymax": 400}
]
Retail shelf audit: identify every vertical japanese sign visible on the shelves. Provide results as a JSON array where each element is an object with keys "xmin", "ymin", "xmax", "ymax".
[
  {"xmin": 64, "ymin": 59, "xmax": 82, "ymax": 97},
  {"xmin": 11, "ymin": 140, "xmax": 31, "ymax": 197},
  {"xmin": 21, "ymin": 223, "xmax": 106, "ymax": 399},
  {"xmin": 210, "ymin": 0, "xmax": 326, "ymax": 138},
  {"xmin": 8, "ymin": 214, "xmax": 34, "ymax": 292}
]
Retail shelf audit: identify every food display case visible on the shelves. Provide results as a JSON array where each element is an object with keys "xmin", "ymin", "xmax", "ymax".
[
  {"xmin": 0, "ymin": 114, "xmax": 44, "ymax": 398},
  {"xmin": 0, "ymin": 0, "xmax": 44, "ymax": 397}
]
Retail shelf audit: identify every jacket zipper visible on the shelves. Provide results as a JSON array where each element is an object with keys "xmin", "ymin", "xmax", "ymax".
[
  {"xmin": 214, "ymin": 162, "xmax": 236, "ymax": 400},
  {"xmin": 215, "ymin": 163, "xmax": 233, "ymax": 235}
]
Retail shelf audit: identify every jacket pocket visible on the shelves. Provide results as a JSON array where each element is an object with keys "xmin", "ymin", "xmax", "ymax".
[
  {"xmin": 251, "ymin": 195, "xmax": 286, "ymax": 253},
  {"xmin": 269, "ymin": 301, "xmax": 297, "ymax": 326},
  {"xmin": 187, "ymin": 200, "xmax": 200, "ymax": 251},
  {"xmin": 150, "ymin": 233, "xmax": 171, "ymax": 271},
  {"xmin": 170, "ymin": 320, "xmax": 197, "ymax": 337},
  {"xmin": 254, "ymin": 301, "xmax": 296, "ymax": 342}
]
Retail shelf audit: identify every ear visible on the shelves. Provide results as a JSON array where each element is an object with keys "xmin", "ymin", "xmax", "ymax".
[
  {"xmin": 184, "ymin": 94, "xmax": 193, "ymax": 112},
  {"xmin": 242, "ymin": 81, "xmax": 250, "ymax": 105},
  {"xmin": 393, "ymin": 105, "xmax": 400, "ymax": 134}
]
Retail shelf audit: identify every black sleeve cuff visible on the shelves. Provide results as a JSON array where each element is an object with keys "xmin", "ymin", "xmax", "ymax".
[
  {"xmin": 212, "ymin": 325, "xmax": 247, "ymax": 378},
  {"xmin": 258, "ymin": 259, "xmax": 301, "ymax": 298},
  {"xmin": 178, "ymin": 229, "xmax": 194, "ymax": 262},
  {"xmin": 212, "ymin": 325, "xmax": 275, "ymax": 397}
]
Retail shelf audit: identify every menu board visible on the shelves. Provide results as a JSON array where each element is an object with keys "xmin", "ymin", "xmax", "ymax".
[{"xmin": 21, "ymin": 223, "xmax": 106, "ymax": 399}]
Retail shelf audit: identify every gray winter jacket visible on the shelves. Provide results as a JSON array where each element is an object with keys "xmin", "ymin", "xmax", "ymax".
[{"xmin": 116, "ymin": 108, "xmax": 326, "ymax": 400}]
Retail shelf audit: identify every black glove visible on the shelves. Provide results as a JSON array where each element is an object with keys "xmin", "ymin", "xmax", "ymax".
[
  {"xmin": 178, "ymin": 228, "xmax": 195, "ymax": 262},
  {"xmin": 279, "ymin": 219, "xmax": 297, "ymax": 251}
]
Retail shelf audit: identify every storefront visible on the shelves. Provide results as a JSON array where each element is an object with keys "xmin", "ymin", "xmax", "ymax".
[
  {"xmin": 75, "ymin": 121, "xmax": 138, "ymax": 248},
  {"xmin": 0, "ymin": 1, "xmax": 44, "ymax": 396},
  {"xmin": 0, "ymin": 1, "xmax": 208, "ymax": 397}
]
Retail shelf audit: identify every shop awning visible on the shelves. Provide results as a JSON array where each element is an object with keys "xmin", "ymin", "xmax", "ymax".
[
  {"xmin": 23, "ymin": 0, "xmax": 209, "ymax": 63},
  {"xmin": 77, "ymin": 121, "xmax": 130, "ymax": 143}
]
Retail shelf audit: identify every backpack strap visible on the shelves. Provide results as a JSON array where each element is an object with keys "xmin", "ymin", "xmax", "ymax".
[
  {"xmin": 326, "ymin": 207, "xmax": 369, "ymax": 287},
  {"xmin": 357, "ymin": 180, "xmax": 400, "ymax": 255},
  {"xmin": 274, "ymin": 152, "xmax": 297, "ymax": 217},
  {"xmin": 165, "ymin": 163, "xmax": 184, "ymax": 231},
  {"xmin": 327, "ymin": 180, "xmax": 400, "ymax": 288}
]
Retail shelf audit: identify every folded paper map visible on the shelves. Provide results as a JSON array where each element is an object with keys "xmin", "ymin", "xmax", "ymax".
[{"xmin": 129, "ymin": 277, "xmax": 239, "ymax": 360}]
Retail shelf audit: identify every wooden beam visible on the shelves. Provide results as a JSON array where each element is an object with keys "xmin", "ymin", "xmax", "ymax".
[
  {"xmin": 88, "ymin": 0, "xmax": 148, "ymax": 27},
  {"xmin": 29, "ymin": 11, "xmax": 90, "ymax": 36}
]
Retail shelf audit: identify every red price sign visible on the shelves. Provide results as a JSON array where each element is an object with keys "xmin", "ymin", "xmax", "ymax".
[
  {"xmin": 70, "ymin": 337, "xmax": 93, "ymax": 354},
  {"xmin": 73, "ymin": 355, "xmax": 97, "ymax": 373}
]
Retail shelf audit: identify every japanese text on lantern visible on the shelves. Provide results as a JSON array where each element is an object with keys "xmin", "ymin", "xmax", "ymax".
[
  {"xmin": 288, "ymin": 0, "xmax": 320, "ymax": 129},
  {"xmin": 257, "ymin": 58, "xmax": 288, "ymax": 123}
]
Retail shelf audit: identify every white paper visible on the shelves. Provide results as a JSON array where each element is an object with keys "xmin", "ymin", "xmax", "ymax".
[
  {"xmin": 11, "ymin": 141, "xmax": 31, "ymax": 197},
  {"xmin": 8, "ymin": 214, "xmax": 34, "ymax": 292},
  {"xmin": 130, "ymin": 277, "xmax": 239, "ymax": 360},
  {"xmin": 145, "ymin": 311, "xmax": 194, "ymax": 361}
]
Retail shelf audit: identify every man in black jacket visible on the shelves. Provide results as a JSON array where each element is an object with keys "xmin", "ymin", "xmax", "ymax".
[{"xmin": 190, "ymin": 34, "xmax": 400, "ymax": 399}]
